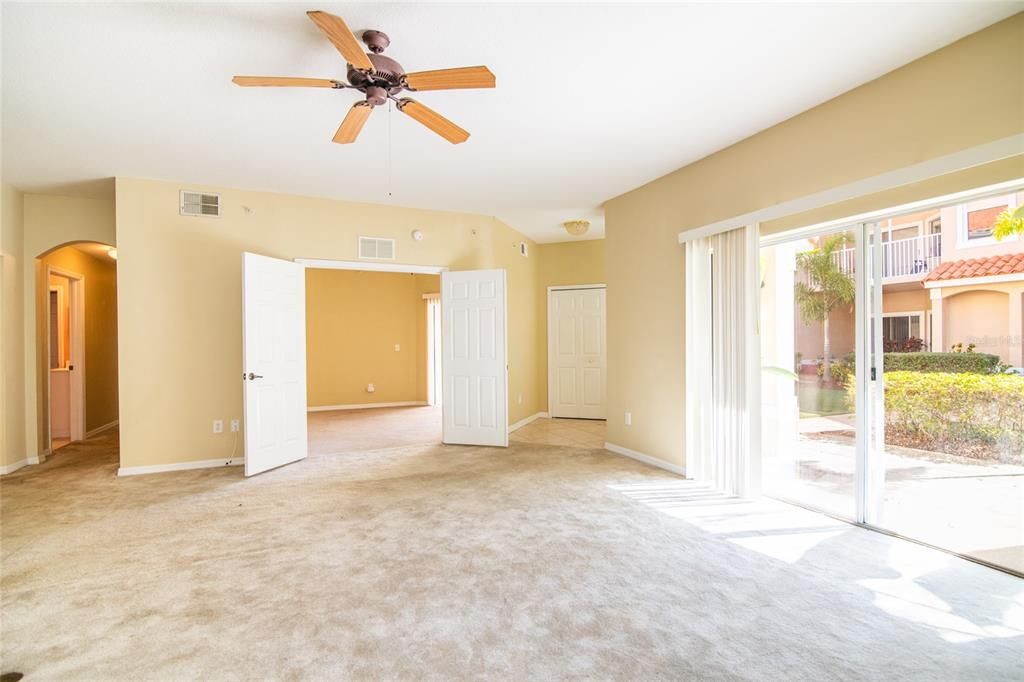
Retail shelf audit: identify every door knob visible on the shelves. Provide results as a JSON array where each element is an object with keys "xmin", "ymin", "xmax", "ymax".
[{"xmin": 248, "ymin": 372, "xmax": 264, "ymax": 380}]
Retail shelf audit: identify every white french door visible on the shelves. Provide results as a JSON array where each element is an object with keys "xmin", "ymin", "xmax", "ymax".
[
  {"xmin": 242, "ymin": 252, "xmax": 308, "ymax": 476},
  {"xmin": 441, "ymin": 269, "xmax": 508, "ymax": 447},
  {"xmin": 548, "ymin": 286, "xmax": 606, "ymax": 419}
]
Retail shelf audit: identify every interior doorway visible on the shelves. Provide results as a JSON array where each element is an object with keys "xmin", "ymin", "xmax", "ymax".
[
  {"xmin": 47, "ymin": 266, "xmax": 84, "ymax": 450},
  {"xmin": 36, "ymin": 241, "xmax": 120, "ymax": 459},
  {"xmin": 303, "ymin": 265, "xmax": 444, "ymax": 456},
  {"xmin": 242, "ymin": 255, "xmax": 512, "ymax": 475}
]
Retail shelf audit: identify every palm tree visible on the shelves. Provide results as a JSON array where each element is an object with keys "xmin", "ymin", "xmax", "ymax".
[
  {"xmin": 993, "ymin": 205, "xmax": 1024, "ymax": 240},
  {"xmin": 795, "ymin": 233, "xmax": 855, "ymax": 382}
]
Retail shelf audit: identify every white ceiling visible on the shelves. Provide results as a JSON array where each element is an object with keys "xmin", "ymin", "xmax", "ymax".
[{"xmin": 3, "ymin": 3, "xmax": 1019, "ymax": 243}]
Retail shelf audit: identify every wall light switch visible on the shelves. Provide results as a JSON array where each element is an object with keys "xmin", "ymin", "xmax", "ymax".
[
  {"xmin": 624, "ymin": 412, "xmax": 632, "ymax": 426},
  {"xmin": 230, "ymin": 419, "xmax": 240, "ymax": 433},
  {"xmin": 213, "ymin": 419, "xmax": 224, "ymax": 434},
  {"xmin": 394, "ymin": 344, "xmax": 401, "ymax": 352},
  {"xmin": 517, "ymin": 393, "xmax": 522, "ymax": 405}
]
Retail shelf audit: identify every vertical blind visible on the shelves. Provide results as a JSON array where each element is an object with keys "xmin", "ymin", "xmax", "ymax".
[{"xmin": 684, "ymin": 224, "xmax": 760, "ymax": 496}]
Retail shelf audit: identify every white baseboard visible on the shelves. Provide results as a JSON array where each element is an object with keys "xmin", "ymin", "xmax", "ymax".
[
  {"xmin": 0, "ymin": 458, "xmax": 30, "ymax": 475},
  {"xmin": 307, "ymin": 401, "xmax": 428, "ymax": 412},
  {"xmin": 29, "ymin": 451, "xmax": 48, "ymax": 464},
  {"xmin": 509, "ymin": 411, "xmax": 549, "ymax": 433},
  {"xmin": 86, "ymin": 419, "xmax": 119, "ymax": 438},
  {"xmin": 118, "ymin": 457, "xmax": 244, "ymax": 477},
  {"xmin": 604, "ymin": 442, "xmax": 686, "ymax": 476}
]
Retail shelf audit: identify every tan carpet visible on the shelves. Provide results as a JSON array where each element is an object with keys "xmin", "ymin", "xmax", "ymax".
[
  {"xmin": 1, "ymin": 431, "xmax": 1022, "ymax": 680},
  {"xmin": 308, "ymin": 405, "xmax": 442, "ymax": 456}
]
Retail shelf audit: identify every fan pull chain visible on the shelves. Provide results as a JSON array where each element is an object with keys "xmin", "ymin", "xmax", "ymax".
[{"xmin": 386, "ymin": 101, "xmax": 393, "ymax": 200}]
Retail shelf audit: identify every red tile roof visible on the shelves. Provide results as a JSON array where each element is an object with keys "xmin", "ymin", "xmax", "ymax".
[{"xmin": 922, "ymin": 253, "xmax": 1024, "ymax": 283}]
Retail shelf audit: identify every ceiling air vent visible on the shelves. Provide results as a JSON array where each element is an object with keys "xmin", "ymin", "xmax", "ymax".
[
  {"xmin": 358, "ymin": 236, "xmax": 395, "ymax": 260},
  {"xmin": 180, "ymin": 191, "xmax": 221, "ymax": 217}
]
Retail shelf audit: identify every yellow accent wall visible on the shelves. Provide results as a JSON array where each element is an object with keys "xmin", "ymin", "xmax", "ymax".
[
  {"xmin": 305, "ymin": 270, "xmax": 439, "ymax": 407},
  {"xmin": 603, "ymin": 13, "xmax": 1024, "ymax": 469},
  {"xmin": 535, "ymin": 239, "xmax": 607, "ymax": 410},
  {"xmin": 1, "ymin": 184, "xmax": 27, "ymax": 469},
  {"xmin": 114, "ymin": 177, "xmax": 541, "ymax": 468},
  {"xmin": 35, "ymin": 245, "xmax": 120, "ymax": 446}
]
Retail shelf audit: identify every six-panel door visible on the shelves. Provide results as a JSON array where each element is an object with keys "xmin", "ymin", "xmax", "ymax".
[
  {"xmin": 549, "ymin": 287, "xmax": 606, "ymax": 419},
  {"xmin": 441, "ymin": 269, "xmax": 508, "ymax": 447}
]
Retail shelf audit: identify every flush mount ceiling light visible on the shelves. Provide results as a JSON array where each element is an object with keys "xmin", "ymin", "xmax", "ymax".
[
  {"xmin": 107, "ymin": 247, "xmax": 117, "ymax": 260},
  {"xmin": 563, "ymin": 220, "xmax": 591, "ymax": 237}
]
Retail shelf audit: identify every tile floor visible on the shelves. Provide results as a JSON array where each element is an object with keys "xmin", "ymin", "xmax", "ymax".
[{"xmin": 510, "ymin": 417, "xmax": 606, "ymax": 448}]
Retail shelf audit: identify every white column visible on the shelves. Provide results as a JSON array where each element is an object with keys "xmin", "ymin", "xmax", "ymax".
[
  {"xmin": 1008, "ymin": 288, "xmax": 1024, "ymax": 368},
  {"xmin": 929, "ymin": 288, "xmax": 946, "ymax": 353}
]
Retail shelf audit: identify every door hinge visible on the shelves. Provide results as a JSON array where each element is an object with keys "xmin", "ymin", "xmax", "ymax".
[{"xmin": 871, "ymin": 367, "xmax": 877, "ymax": 381}]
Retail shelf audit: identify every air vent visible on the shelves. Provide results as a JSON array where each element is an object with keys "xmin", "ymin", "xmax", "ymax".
[
  {"xmin": 358, "ymin": 236, "xmax": 396, "ymax": 260},
  {"xmin": 180, "ymin": 191, "xmax": 221, "ymax": 217}
]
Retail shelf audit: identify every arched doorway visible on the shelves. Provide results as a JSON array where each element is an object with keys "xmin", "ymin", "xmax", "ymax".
[{"xmin": 34, "ymin": 241, "xmax": 119, "ymax": 457}]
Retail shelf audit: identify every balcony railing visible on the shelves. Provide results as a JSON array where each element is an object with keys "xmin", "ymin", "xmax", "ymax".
[{"xmin": 832, "ymin": 233, "xmax": 941, "ymax": 279}]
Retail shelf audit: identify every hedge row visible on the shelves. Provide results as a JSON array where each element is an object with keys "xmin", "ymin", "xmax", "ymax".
[
  {"xmin": 882, "ymin": 352, "xmax": 1001, "ymax": 374},
  {"xmin": 874, "ymin": 371, "xmax": 1024, "ymax": 460}
]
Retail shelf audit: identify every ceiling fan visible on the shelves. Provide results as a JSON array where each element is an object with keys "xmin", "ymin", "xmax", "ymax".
[{"xmin": 233, "ymin": 10, "xmax": 495, "ymax": 145}]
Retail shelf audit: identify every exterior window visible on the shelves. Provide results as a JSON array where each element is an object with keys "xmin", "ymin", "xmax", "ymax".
[
  {"xmin": 965, "ymin": 205, "xmax": 1005, "ymax": 240},
  {"xmin": 883, "ymin": 313, "xmax": 923, "ymax": 352},
  {"xmin": 958, "ymin": 194, "xmax": 1018, "ymax": 246}
]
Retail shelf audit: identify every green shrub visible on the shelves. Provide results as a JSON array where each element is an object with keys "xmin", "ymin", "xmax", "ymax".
[
  {"xmin": 876, "ymin": 371, "xmax": 1024, "ymax": 460},
  {"xmin": 817, "ymin": 352, "xmax": 855, "ymax": 386},
  {"xmin": 883, "ymin": 352, "xmax": 1000, "ymax": 374}
]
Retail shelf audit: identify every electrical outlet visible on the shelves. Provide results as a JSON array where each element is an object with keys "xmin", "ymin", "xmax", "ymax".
[
  {"xmin": 367, "ymin": 383, "xmax": 376, "ymax": 393},
  {"xmin": 230, "ymin": 419, "xmax": 240, "ymax": 433},
  {"xmin": 394, "ymin": 344, "xmax": 401, "ymax": 352},
  {"xmin": 517, "ymin": 393, "xmax": 522, "ymax": 405},
  {"xmin": 213, "ymin": 419, "xmax": 224, "ymax": 434},
  {"xmin": 624, "ymin": 412, "xmax": 632, "ymax": 426}
]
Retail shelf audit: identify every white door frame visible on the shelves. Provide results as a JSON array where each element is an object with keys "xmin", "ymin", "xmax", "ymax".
[
  {"xmin": 45, "ymin": 265, "xmax": 86, "ymax": 446},
  {"xmin": 295, "ymin": 258, "xmax": 447, "ymax": 275},
  {"xmin": 425, "ymin": 295, "xmax": 442, "ymax": 407},
  {"xmin": 546, "ymin": 284, "xmax": 607, "ymax": 418}
]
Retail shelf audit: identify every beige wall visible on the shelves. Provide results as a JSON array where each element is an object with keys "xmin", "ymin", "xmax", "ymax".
[
  {"xmin": 795, "ymin": 307, "xmax": 856, "ymax": 364},
  {"xmin": 35, "ymin": 246, "xmax": 119, "ymax": 448},
  {"xmin": 934, "ymin": 280, "xmax": 1024, "ymax": 363},
  {"xmin": 604, "ymin": 14, "xmax": 1024, "ymax": 469},
  {"xmin": 535, "ymin": 239, "xmax": 607, "ymax": 410},
  {"xmin": 306, "ymin": 270, "xmax": 439, "ymax": 407},
  {"xmin": 1, "ymin": 184, "xmax": 27, "ymax": 469},
  {"xmin": 946, "ymin": 290, "xmax": 1012, "ymax": 359},
  {"xmin": 115, "ymin": 177, "xmax": 542, "ymax": 468}
]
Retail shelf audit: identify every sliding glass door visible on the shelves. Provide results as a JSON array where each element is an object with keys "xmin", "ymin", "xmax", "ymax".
[
  {"xmin": 760, "ymin": 228, "xmax": 860, "ymax": 519},
  {"xmin": 759, "ymin": 182, "xmax": 1024, "ymax": 575},
  {"xmin": 866, "ymin": 200, "xmax": 1024, "ymax": 575}
]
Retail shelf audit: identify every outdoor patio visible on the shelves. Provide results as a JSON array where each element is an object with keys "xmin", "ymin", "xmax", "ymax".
[{"xmin": 766, "ymin": 416, "xmax": 1024, "ymax": 574}]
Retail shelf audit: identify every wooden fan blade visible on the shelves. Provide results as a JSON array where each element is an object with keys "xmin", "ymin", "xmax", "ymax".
[
  {"xmin": 307, "ymin": 11, "xmax": 373, "ymax": 71},
  {"xmin": 333, "ymin": 102, "xmax": 374, "ymax": 144},
  {"xmin": 404, "ymin": 66, "xmax": 495, "ymax": 91},
  {"xmin": 397, "ymin": 99, "xmax": 469, "ymax": 144},
  {"xmin": 233, "ymin": 76, "xmax": 339, "ymax": 88}
]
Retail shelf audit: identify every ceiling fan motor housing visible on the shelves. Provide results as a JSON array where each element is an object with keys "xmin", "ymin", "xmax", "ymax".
[{"xmin": 348, "ymin": 52, "xmax": 407, "ymax": 104}]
